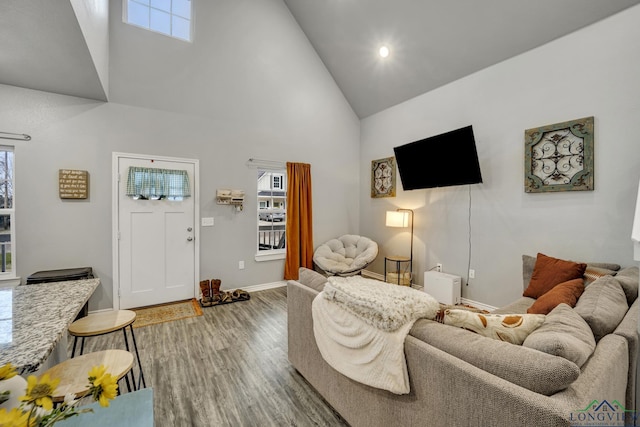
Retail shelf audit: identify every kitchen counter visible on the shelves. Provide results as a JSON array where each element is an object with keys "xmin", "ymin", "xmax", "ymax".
[{"xmin": 0, "ymin": 278, "xmax": 100, "ymax": 373}]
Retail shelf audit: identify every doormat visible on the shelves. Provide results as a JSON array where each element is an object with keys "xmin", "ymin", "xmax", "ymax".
[{"xmin": 132, "ymin": 298, "xmax": 203, "ymax": 328}]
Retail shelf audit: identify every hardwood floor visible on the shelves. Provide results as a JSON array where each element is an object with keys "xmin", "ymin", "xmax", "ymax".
[{"xmin": 71, "ymin": 287, "xmax": 348, "ymax": 427}]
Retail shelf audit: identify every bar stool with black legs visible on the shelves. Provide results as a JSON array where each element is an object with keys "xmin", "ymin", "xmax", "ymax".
[
  {"xmin": 41, "ymin": 349, "xmax": 134, "ymax": 405},
  {"xmin": 68, "ymin": 310, "xmax": 146, "ymax": 391}
]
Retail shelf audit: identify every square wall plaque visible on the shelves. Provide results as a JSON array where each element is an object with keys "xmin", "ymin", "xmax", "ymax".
[
  {"xmin": 59, "ymin": 169, "xmax": 89, "ymax": 199},
  {"xmin": 524, "ymin": 116, "xmax": 594, "ymax": 193},
  {"xmin": 371, "ymin": 157, "xmax": 396, "ymax": 198}
]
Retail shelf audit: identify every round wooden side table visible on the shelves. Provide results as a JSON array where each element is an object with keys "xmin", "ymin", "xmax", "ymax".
[{"xmin": 384, "ymin": 255, "xmax": 412, "ymax": 286}]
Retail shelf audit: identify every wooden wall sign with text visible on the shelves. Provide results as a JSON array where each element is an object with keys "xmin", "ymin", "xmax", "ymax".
[{"xmin": 59, "ymin": 169, "xmax": 89, "ymax": 199}]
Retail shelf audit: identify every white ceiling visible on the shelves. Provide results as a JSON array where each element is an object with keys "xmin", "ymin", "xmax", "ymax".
[
  {"xmin": 283, "ymin": 0, "xmax": 640, "ymax": 118},
  {"xmin": 1, "ymin": 1, "xmax": 639, "ymax": 117},
  {"xmin": 0, "ymin": 0, "xmax": 107, "ymax": 101}
]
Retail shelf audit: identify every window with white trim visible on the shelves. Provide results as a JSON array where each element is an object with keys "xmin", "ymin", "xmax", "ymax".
[
  {"xmin": 257, "ymin": 170, "xmax": 286, "ymax": 258},
  {"xmin": 272, "ymin": 175, "xmax": 283, "ymax": 190},
  {"xmin": 0, "ymin": 146, "xmax": 14, "ymax": 277},
  {"xmin": 124, "ymin": 0, "xmax": 192, "ymax": 41}
]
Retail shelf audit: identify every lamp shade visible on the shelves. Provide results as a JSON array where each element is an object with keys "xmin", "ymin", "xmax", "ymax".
[{"xmin": 386, "ymin": 211, "xmax": 409, "ymax": 228}]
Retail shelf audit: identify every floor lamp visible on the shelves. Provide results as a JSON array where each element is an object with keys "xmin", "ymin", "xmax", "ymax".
[{"xmin": 385, "ymin": 209, "xmax": 414, "ymax": 285}]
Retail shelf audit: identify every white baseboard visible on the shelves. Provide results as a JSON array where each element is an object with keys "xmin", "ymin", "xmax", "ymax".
[
  {"xmin": 234, "ymin": 275, "xmax": 496, "ymax": 313},
  {"xmin": 230, "ymin": 280, "xmax": 287, "ymax": 293},
  {"xmin": 97, "ymin": 278, "xmax": 492, "ymax": 313},
  {"xmin": 364, "ymin": 269, "xmax": 497, "ymax": 311},
  {"xmin": 361, "ymin": 269, "xmax": 384, "ymax": 281},
  {"xmin": 460, "ymin": 298, "xmax": 497, "ymax": 312},
  {"xmin": 95, "ymin": 281, "xmax": 288, "ymax": 313}
]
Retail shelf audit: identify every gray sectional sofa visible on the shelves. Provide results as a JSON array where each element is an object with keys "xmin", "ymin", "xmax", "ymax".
[{"xmin": 287, "ymin": 263, "xmax": 639, "ymax": 426}]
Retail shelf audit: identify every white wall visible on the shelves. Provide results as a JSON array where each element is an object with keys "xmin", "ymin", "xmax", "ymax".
[
  {"xmin": 0, "ymin": 0, "xmax": 360, "ymax": 310},
  {"xmin": 360, "ymin": 5, "xmax": 640, "ymax": 307},
  {"xmin": 70, "ymin": 0, "xmax": 109, "ymax": 97}
]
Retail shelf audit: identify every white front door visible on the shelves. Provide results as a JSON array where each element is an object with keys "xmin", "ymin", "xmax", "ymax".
[{"xmin": 115, "ymin": 154, "xmax": 198, "ymax": 309}]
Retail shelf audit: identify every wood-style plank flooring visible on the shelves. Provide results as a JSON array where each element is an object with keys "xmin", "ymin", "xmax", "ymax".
[{"xmin": 70, "ymin": 287, "xmax": 348, "ymax": 426}]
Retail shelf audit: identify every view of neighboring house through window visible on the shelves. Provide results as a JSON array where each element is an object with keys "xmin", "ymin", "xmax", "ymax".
[
  {"xmin": 124, "ymin": 0, "xmax": 192, "ymax": 41},
  {"xmin": 0, "ymin": 147, "xmax": 14, "ymax": 276},
  {"xmin": 257, "ymin": 170, "xmax": 286, "ymax": 255}
]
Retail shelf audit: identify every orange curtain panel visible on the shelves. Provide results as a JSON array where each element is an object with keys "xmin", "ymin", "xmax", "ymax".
[{"xmin": 284, "ymin": 162, "xmax": 314, "ymax": 280}]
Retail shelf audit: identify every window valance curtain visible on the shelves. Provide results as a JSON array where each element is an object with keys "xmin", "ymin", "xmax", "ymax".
[{"xmin": 126, "ymin": 167, "xmax": 191, "ymax": 199}]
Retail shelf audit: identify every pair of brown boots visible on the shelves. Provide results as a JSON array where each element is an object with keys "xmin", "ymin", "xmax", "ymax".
[{"xmin": 200, "ymin": 279, "xmax": 226, "ymax": 307}]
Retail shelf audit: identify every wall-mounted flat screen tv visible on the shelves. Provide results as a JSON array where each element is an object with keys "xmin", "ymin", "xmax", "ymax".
[{"xmin": 393, "ymin": 125, "xmax": 483, "ymax": 190}]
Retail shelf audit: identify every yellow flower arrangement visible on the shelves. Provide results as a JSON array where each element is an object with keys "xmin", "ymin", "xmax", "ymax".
[
  {"xmin": 0, "ymin": 362, "xmax": 119, "ymax": 427},
  {"xmin": 0, "ymin": 364, "xmax": 17, "ymax": 381},
  {"xmin": 87, "ymin": 365, "xmax": 118, "ymax": 408},
  {"xmin": 20, "ymin": 374, "xmax": 60, "ymax": 412},
  {"xmin": 0, "ymin": 407, "xmax": 32, "ymax": 427}
]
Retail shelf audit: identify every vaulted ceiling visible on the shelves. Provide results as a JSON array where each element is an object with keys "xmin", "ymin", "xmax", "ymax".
[
  {"xmin": 0, "ymin": 0, "xmax": 109, "ymax": 101},
  {"xmin": 283, "ymin": 0, "xmax": 640, "ymax": 118},
  {"xmin": 1, "ymin": 0, "xmax": 639, "ymax": 118}
]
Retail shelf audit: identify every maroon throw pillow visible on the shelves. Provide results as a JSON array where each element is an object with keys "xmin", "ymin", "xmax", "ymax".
[
  {"xmin": 523, "ymin": 253, "xmax": 587, "ymax": 299},
  {"xmin": 527, "ymin": 278, "xmax": 585, "ymax": 314}
]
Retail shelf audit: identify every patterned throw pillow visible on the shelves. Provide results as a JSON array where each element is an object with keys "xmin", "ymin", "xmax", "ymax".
[
  {"xmin": 583, "ymin": 266, "xmax": 616, "ymax": 286},
  {"xmin": 435, "ymin": 303, "xmax": 488, "ymax": 323},
  {"xmin": 441, "ymin": 309, "xmax": 546, "ymax": 345}
]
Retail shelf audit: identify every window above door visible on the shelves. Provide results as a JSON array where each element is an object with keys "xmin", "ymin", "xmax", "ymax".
[{"xmin": 124, "ymin": 0, "xmax": 192, "ymax": 41}]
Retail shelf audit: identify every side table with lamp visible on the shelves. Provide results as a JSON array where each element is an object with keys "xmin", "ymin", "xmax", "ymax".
[{"xmin": 385, "ymin": 209, "xmax": 414, "ymax": 286}]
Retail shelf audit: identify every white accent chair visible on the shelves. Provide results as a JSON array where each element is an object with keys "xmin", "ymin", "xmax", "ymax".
[{"xmin": 313, "ymin": 234, "xmax": 379, "ymax": 276}]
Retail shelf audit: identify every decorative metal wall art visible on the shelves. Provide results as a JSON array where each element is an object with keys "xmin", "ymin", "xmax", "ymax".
[
  {"xmin": 524, "ymin": 116, "xmax": 594, "ymax": 193},
  {"xmin": 371, "ymin": 157, "xmax": 396, "ymax": 198}
]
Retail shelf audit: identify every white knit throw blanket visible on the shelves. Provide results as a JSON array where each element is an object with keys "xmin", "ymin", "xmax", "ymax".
[{"xmin": 312, "ymin": 276, "xmax": 439, "ymax": 394}]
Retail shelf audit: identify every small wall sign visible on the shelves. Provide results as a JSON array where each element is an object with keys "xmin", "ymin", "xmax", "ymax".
[{"xmin": 59, "ymin": 169, "xmax": 89, "ymax": 199}]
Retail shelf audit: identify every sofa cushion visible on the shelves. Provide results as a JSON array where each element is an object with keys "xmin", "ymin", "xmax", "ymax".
[
  {"xmin": 440, "ymin": 309, "xmax": 545, "ymax": 345},
  {"xmin": 527, "ymin": 278, "xmax": 584, "ymax": 315},
  {"xmin": 574, "ymin": 276, "xmax": 628, "ymax": 341},
  {"xmin": 613, "ymin": 267, "xmax": 639, "ymax": 305},
  {"xmin": 523, "ymin": 253, "xmax": 586, "ymax": 299},
  {"xmin": 410, "ymin": 319, "xmax": 581, "ymax": 395},
  {"xmin": 298, "ymin": 267, "xmax": 328, "ymax": 292},
  {"xmin": 523, "ymin": 303, "xmax": 596, "ymax": 368},
  {"xmin": 522, "ymin": 254, "xmax": 620, "ymax": 290}
]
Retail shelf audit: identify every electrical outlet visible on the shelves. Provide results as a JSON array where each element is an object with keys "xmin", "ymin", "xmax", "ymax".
[
  {"xmin": 436, "ymin": 263, "xmax": 443, "ymax": 273},
  {"xmin": 239, "ymin": 261, "xmax": 245, "ymax": 270},
  {"xmin": 469, "ymin": 269, "xmax": 475, "ymax": 279}
]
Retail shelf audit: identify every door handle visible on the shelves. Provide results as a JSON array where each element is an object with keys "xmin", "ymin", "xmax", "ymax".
[{"xmin": 187, "ymin": 237, "xmax": 194, "ymax": 242}]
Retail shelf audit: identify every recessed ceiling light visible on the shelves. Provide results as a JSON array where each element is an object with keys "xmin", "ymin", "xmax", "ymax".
[{"xmin": 379, "ymin": 46, "xmax": 390, "ymax": 58}]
